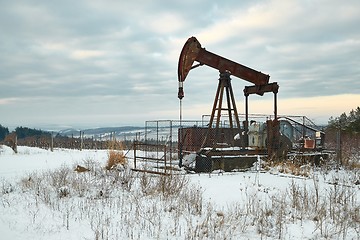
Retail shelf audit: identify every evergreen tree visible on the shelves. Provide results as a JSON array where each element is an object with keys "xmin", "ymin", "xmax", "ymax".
[
  {"xmin": 328, "ymin": 107, "xmax": 360, "ymax": 132},
  {"xmin": 0, "ymin": 124, "xmax": 9, "ymax": 141},
  {"xmin": 15, "ymin": 126, "xmax": 50, "ymax": 139}
]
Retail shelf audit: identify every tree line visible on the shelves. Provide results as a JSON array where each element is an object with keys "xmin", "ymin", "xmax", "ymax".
[
  {"xmin": 0, "ymin": 124, "xmax": 9, "ymax": 141},
  {"xmin": 0, "ymin": 125, "xmax": 50, "ymax": 141},
  {"xmin": 327, "ymin": 106, "xmax": 360, "ymax": 132}
]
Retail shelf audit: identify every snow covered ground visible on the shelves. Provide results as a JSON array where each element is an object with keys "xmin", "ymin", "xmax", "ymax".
[{"xmin": 0, "ymin": 145, "xmax": 359, "ymax": 239}]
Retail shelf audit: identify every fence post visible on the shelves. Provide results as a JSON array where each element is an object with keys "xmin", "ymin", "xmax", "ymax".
[
  {"xmin": 169, "ymin": 120, "xmax": 172, "ymax": 167},
  {"xmin": 80, "ymin": 131, "xmax": 83, "ymax": 151},
  {"xmin": 133, "ymin": 141, "xmax": 137, "ymax": 169},
  {"xmin": 164, "ymin": 145, "xmax": 167, "ymax": 175},
  {"xmin": 51, "ymin": 132, "xmax": 54, "ymax": 152}
]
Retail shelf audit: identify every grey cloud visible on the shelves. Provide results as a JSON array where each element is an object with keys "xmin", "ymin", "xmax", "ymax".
[{"xmin": 1, "ymin": 0, "xmax": 359, "ymax": 128}]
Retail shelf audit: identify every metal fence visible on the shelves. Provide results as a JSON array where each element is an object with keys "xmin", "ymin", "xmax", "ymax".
[
  {"xmin": 141, "ymin": 115, "xmax": 327, "ymax": 173},
  {"xmin": 142, "ymin": 119, "xmax": 246, "ymax": 172},
  {"xmin": 132, "ymin": 141, "xmax": 171, "ymax": 175}
]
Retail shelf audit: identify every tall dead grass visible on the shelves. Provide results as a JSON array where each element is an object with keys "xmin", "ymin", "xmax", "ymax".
[
  {"xmin": 4, "ymin": 162, "xmax": 359, "ymax": 239},
  {"xmin": 106, "ymin": 140, "xmax": 127, "ymax": 170},
  {"xmin": 106, "ymin": 150, "xmax": 127, "ymax": 170},
  {"xmin": 266, "ymin": 160, "xmax": 312, "ymax": 177}
]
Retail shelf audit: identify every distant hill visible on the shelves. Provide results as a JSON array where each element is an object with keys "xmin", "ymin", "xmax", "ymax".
[{"xmin": 58, "ymin": 126, "xmax": 144, "ymax": 138}]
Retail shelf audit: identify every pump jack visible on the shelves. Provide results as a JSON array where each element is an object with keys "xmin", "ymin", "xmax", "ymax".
[{"xmin": 177, "ymin": 37, "xmax": 285, "ymax": 172}]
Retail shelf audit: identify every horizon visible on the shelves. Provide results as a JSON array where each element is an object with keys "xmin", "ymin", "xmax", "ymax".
[{"xmin": 3, "ymin": 111, "xmax": 335, "ymax": 133}]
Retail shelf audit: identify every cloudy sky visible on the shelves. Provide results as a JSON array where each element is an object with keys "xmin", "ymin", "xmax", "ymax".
[{"xmin": 1, "ymin": 0, "xmax": 359, "ymax": 130}]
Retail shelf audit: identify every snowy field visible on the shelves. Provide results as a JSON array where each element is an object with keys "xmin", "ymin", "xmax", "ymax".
[{"xmin": 0, "ymin": 145, "xmax": 359, "ymax": 240}]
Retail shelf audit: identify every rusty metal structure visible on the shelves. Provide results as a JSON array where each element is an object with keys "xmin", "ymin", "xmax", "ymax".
[{"xmin": 176, "ymin": 36, "xmax": 318, "ymax": 172}]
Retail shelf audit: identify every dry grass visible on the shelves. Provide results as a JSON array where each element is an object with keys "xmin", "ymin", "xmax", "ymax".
[
  {"xmin": 6, "ymin": 159, "xmax": 359, "ymax": 239},
  {"xmin": 105, "ymin": 140, "xmax": 127, "ymax": 170},
  {"xmin": 269, "ymin": 160, "xmax": 311, "ymax": 177},
  {"xmin": 107, "ymin": 139, "xmax": 123, "ymax": 151},
  {"xmin": 106, "ymin": 150, "xmax": 127, "ymax": 170},
  {"xmin": 349, "ymin": 162, "xmax": 360, "ymax": 169}
]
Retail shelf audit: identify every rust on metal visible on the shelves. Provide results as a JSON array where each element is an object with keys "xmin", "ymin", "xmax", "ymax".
[
  {"xmin": 177, "ymin": 36, "xmax": 270, "ymax": 94},
  {"xmin": 243, "ymin": 82, "xmax": 279, "ymax": 96},
  {"xmin": 178, "ymin": 37, "xmax": 202, "ymax": 83},
  {"xmin": 176, "ymin": 36, "xmax": 290, "ymax": 170}
]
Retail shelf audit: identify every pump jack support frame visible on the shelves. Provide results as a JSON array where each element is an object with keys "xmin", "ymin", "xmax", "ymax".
[
  {"xmin": 244, "ymin": 82, "xmax": 279, "ymax": 156},
  {"xmin": 201, "ymin": 72, "xmax": 241, "ymax": 148}
]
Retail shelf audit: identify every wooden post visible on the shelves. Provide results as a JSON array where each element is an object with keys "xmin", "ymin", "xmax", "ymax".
[
  {"xmin": 164, "ymin": 145, "xmax": 167, "ymax": 175},
  {"xmin": 80, "ymin": 131, "xmax": 83, "ymax": 151},
  {"xmin": 133, "ymin": 141, "xmax": 137, "ymax": 169},
  {"xmin": 51, "ymin": 132, "xmax": 54, "ymax": 152}
]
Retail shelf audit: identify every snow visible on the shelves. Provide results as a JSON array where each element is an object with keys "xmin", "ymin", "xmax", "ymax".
[
  {"xmin": 0, "ymin": 146, "xmax": 109, "ymax": 180},
  {"xmin": 0, "ymin": 145, "xmax": 359, "ymax": 239}
]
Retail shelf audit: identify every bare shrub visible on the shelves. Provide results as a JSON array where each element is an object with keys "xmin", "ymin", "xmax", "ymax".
[
  {"xmin": 157, "ymin": 174, "xmax": 188, "ymax": 198},
  {"xmin": 135, "ymin": 167, "xmax": 180, "ymax": 196},
  {"xmin": 1, "ymin": 178, "xmax": 14, "ymax": 195},
  {"xmin": 257, "ymin": 201, "xmax": 275, "ymax": 237},
  {"xmin": 58, "ymin": 186, "xmax": 70, "ymax": 198},
  {"xmin": 108, "ymin": 166, "xmax": 134, "ymax": 191},
  {"xmin": 181, "ymin": 183, "xmax": 203, "ymax": 215},
  {"xmin": 70, "ymin": 173, "xmax": 90, "ymax": 197},
  {"xmin": 50, "ymin": 165, "xmax": 70, "ymax": 188},
  {"xmin": 106, "ymin": 150, "xmax": 127, "ymax": 170},
  {"xmin": 20, "ymin": 174, "xmax": 34, "ymax": 191},
  {"xmin": 273, "ymin": 194, "xmax": 287, "ymax": 239},
  {"xmin": 139, "ymin": 171, "xmax": 157, "ymax": 195},
  {"xmin": 82, "ymin": 157, "xmax": 99, "ymax": 172}
]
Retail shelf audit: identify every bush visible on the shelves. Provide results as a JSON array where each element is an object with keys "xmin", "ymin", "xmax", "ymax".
[{"xmin": 106, "ymin": 150, "xmax": 127, "ymax": 170}]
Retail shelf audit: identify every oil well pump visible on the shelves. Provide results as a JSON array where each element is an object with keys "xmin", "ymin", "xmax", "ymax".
[{"xmin": 177, "ymin": 36, "xmax": 291, "ymax": 172}]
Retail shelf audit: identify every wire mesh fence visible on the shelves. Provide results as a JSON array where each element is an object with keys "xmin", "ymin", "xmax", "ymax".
[
  {"xmin": 142, "ymin": 115, "xmax": 329, "ymax": 173},
  {"xmin": 6, "ymin": 114, "xmax": 332, "ymax": 173},
  {"xmin": 143, "ymin": 119, "xmax": 248, "ymax": 173}
]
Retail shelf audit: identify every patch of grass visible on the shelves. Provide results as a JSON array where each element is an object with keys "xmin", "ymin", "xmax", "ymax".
[
  {"xmin": 106, "ymin": 150, "xmax": 127, "ymax": 170},
  {"xmin": 269, "ymin": 160, "xmax": 311, "ymax": 177}
]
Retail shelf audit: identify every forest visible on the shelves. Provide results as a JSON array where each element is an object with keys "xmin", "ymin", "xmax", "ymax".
[{"xmin": 327, "ymin": 107, "xmax": 360, "ymax": 132}]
